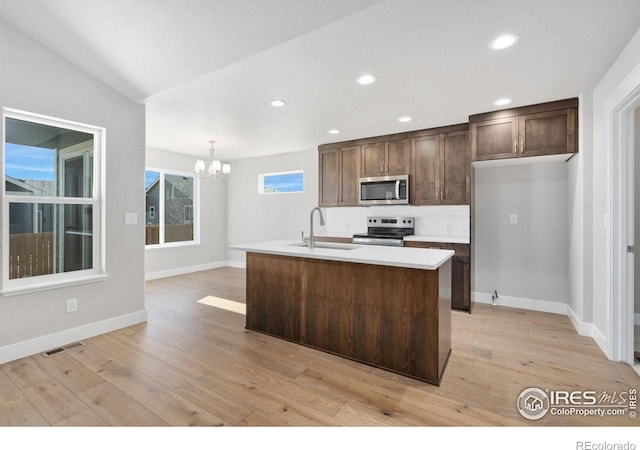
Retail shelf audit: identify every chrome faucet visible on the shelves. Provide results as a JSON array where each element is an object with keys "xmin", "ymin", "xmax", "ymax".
[{"xmin": 309, "ymin": 206, "xmax": 325, "ymax": 248}]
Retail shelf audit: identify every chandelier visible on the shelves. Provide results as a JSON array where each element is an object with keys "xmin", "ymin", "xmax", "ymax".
[{"xmin": 194, "ymin": 140, "xmax": 230, "ymax": 178}]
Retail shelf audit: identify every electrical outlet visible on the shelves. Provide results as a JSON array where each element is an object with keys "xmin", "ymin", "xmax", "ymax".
[
  {"xmin": 509, "ymin": 214, "xmax": 518, "ymax": 224},
  {"xmin": 66, "ymin": 298, "xmax": 77, "ymax": 313}
]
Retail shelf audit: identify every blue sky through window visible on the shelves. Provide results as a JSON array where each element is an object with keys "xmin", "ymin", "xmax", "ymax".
[
  {"xmin": 5, "ymin": 143, "xmax": 55, "ymax": 181},
  {"xmin": 145, "ymin": 170, "xmax": 160, "ymax": 189},
  {"xmin": 263, "ymin": 171, "xmax": 304, "ymax": 193}
]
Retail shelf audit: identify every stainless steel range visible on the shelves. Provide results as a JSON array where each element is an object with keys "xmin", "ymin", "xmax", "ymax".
[{"xmin": 352, "ymin": 216, "xmax": 415, "ymax": 247}]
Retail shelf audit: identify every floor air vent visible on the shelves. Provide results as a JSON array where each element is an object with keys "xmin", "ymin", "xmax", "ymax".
[{"xmin": 42, "ymin": 342, "xmax": 83, "ymax": 357}]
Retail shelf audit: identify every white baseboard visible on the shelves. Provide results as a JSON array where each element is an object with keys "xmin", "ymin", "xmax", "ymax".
[
  {"xmin": 591, "ymin": 325, "xmax": 609, "ymax": 357},
  {"xmin": 145, "ymin": 261, "xmax": 229, "ymax": 281},
  {"xmin": 473, "ymin": 291, "xmax": 568, "ymax": 315},
  {"xmin": 225, "ymin": 260, "xmax": 246, "ymax": 269},
  {"xmin": 0, "ymin": 309, "xmax": 147, "ymax": 365},
  {"xmin": 566, "ymin": 305, "xmax": 594, "ymax": 337}
]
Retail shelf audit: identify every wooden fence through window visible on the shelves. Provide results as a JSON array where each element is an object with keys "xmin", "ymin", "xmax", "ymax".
[
  {"xmin": 145, "ymin": 224, "xmax": 193, "ymax": 245},
  {"xmin": 9, "ymin": 232, "xmax": 54, "ymax": 279}
]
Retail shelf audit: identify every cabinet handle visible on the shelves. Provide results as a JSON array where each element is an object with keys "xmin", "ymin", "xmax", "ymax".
[
  {"xmin": 441, "ymin": 191, "xmax": 444, "ymax": 201},
  {"xmin": 520, "ymin": 141, "xmax": 524, "ymax": 152},
  {"xmin": 513, "ymin": 141, "xmax": 517, "ymax": 154}
]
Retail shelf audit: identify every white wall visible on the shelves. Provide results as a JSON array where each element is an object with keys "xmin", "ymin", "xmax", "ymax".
[
  {"xmin": 0, "ymin": 19, "xmax": 146, "ymax": 363},
  {"xmin": 145, "ymin": 147, "xmax": 227, "ymax": 279},
  {"xmin": 591, "ymin": 27, "xmax": 640, "ymax": 354},
  {"xmin": 226, "ymin": 149, "xmax": 321, "ymax": 264},
  {"xmin": 567, "ymin": 93, "xmax": 594, "ymax": 330},
  {"xmin": 473, "ymin": 162, "xmax": 570, "ymax": 309}
]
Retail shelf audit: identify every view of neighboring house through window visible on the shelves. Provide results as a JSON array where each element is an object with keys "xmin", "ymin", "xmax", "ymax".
[
  {"xmin": 145, "ymin": 169, "xmax": 196, "ymax": 246},
  {"xmin": 2, "ymin": 109, "xmax": 104, "ymax": 291}
]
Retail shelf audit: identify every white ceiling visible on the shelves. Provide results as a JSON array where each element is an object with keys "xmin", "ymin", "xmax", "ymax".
[{"xmin": 1, "ymin": 0, "xmax": 639, "ymax": 162}]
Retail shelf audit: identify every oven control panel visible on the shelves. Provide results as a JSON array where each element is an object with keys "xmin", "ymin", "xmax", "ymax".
[{"xmin": 367, "ymin": 217, "xmax": 414, "ymax": 228}]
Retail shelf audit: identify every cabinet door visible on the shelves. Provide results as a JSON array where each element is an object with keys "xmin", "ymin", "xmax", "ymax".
[
  {"xmin": 385, "ymin": 138, "xmax": 411, "ymax": 175},
  {"xmin": 471, "ymin": 117, "xmax": 518, "ymax": 161},
  {"xmin": 411, "ymin": 135, "xmax": 440, "ymax": 205},
  {"xmin": 361, "ymin": 142, "xmax": 385, "ymax": 177},
  {"xmin": 440, "ymin": 131, "xmax": 469, "ymax": 204},
  {"xmin": 519, "ymin": 108, "xmax": 577, "ymax": 157},
  {"xmin": 339, "ymin": 145, "xmax": 361, "ymax": 205},
  {"xmin": 318, "ymin": 149, "xmax": 340, "ymax": 207}
]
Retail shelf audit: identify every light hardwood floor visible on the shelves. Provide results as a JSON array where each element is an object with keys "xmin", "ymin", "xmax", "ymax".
[{"xmin": 0, "ymin": 267, "xmax": 638, "ymax": 426}]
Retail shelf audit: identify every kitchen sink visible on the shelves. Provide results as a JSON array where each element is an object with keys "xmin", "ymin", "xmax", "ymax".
[{"xmin": 287, "ymin": 242, "xmax": 360, "ymax": 251}]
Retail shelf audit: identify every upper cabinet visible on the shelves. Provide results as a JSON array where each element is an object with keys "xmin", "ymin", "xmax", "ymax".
[
  {"xmin": 318, "ymin": 145, "xmax": 361, "ymax": 207},
  {"xmin": 361, "ymin": 138, "xmax": 411, "ymax": 177},
  {"xmin": 318, "ymin": 97, "xmax": 577, "ymax": 207},
  {"xmin": 470, "ymin": 98, "xmax": 578, "ymax": 162},
  {"xmin": 411, "ymin": 125, "xmax": 469, "ymax": 205}
]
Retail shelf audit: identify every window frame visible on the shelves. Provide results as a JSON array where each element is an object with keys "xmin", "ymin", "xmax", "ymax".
[
  {"xmin": 1, "ymin": 108, "xmax": 106, "ymax": 296},
  {"xmin": 145, "ymin": 167, "xmax": 200, "ymax": 249},
  {"xmin": 258, "ymin": 169, "xmax": 304, "ymax": 194}
]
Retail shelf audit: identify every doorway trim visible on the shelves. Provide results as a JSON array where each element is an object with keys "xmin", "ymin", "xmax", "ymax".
[{"xmin": 610, "ymin": 83, "xmax": 640, "ymax": 364}]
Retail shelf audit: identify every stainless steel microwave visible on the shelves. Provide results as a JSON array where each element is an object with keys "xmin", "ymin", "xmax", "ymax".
[{"xmin": 359, "ymin": 175, "xmax": 409, "ymax": 206}]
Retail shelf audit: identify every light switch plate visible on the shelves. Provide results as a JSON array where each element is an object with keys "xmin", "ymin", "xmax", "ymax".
[
  {"xmin": 125, "ymin": 212, "xmax": 138, "ymax": 225},
  {"xmin": 509, "ymin": 214, "xmax": 518, "ymax": 224}
]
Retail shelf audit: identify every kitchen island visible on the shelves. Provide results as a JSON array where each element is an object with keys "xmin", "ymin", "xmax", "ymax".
[{"xmin": 230, "ymin": 240, "xmax": 454, "ymax": 385}]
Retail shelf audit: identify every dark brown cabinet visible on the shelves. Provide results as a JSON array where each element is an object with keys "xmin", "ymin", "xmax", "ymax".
[
  {"xmin": 361, "ymin": 138, "xmax": 410, "ymax": 177},
  {"xmin": 411, "ymin": 125, "xmax": 469, "ymax": 205},
  {"xmin": 319, "ymin": 145, "xmax": 360, "ymax": 207},
  {"xmin": 411, "ymin": 135, "xmax": 440, "ymax": 204},
  {"xmin": 405, "ymin": 241, "xmax": 471, "ymax": 312},
  {"xmin": 246, "ymin": 251, "xmax": 451, "ymax": 384},
  {"xmin": 470, "ymin": 98, "xmax": 578, "ymax": 161}
]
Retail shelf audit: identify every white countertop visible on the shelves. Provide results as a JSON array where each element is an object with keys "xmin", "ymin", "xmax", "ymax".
[
  {"xmin": 229, "ymin": 240, "xmax": 454, "ymax": 270},
  {"xmin": 404, "ymin": 235, "xmax": 470, "ymax": 244}
]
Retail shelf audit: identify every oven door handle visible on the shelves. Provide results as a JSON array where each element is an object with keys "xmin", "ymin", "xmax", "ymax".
[{"xmin": 395, "ymin": 180, "xmax": 400, "ymax": 200}]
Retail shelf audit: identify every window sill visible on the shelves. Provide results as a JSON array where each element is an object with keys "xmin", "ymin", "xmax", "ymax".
[
  {"xmin": 145, "ymin": 241, "xmax": 200, "ymax": 251},
  {"xmin": 1, "ymin": 274, "xmax": 109, "ymax": 297}
]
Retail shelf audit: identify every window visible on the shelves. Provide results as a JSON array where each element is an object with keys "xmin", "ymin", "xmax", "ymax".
[
  {"xmin": 145, "ymin": 169, "xmax": 198, "ymax": 247},
  {"xmin": 258, "ymin": 170, "xmax": 304, "ymax": 194},
  {"xmin": 2, "ymin": 108, "xmax": 105, "ymax": 294}
]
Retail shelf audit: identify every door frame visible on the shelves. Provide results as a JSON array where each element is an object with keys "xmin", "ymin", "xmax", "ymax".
[{"xmin": 610, "ymin": 84, "xmax": 640, "ymax": 364}]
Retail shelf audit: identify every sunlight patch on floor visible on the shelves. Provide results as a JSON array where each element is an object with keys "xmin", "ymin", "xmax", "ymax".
[{"xmin": 197, "ymin": 296, "xmax": 246, "ymax": 315}]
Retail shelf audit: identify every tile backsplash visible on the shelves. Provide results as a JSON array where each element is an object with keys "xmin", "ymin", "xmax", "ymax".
[{"xmin": 325, "ymin": 205, "xmax": 470, "ymax": 240}]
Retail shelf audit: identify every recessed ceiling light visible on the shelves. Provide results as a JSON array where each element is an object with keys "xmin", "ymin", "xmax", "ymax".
[
  {"xmin": 270, "ymin": 99, "xmax": 286, "ymax": 107},
  {"xmin": 493, "ymin": 98, "xmax": 513, "ymax": 106},
  {"xmin": 356, "ymin": 74, "xmax": 376, "ymax": 85},
  {"xmin": 489, "ymin": 34, "xmax": 520, "ymax": 50},
  {"xmin": 328, "ymin": 129, "xmax": 340, "ymax": 134},
  {"xmin": 398, "ymin": 116, "xmax": 412, "ymax": 123}
]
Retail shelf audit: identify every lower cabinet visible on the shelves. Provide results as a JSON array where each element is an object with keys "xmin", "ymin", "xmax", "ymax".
[{"xmin": 405, "ymin": 241, "xmax": 471, "ymax": 312}]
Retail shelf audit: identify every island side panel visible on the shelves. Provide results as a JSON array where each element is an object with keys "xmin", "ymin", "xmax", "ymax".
[
  {"xmin": 393, "ymin": 266, "xmax": 440, "ymax": 382},
  {"xmin": 246, "ymin": 252, "xmax": 302, "ymax": 341},
  {"xmin": 437, "ymin": 259, "xmax": 452, "ymax": 381}
]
